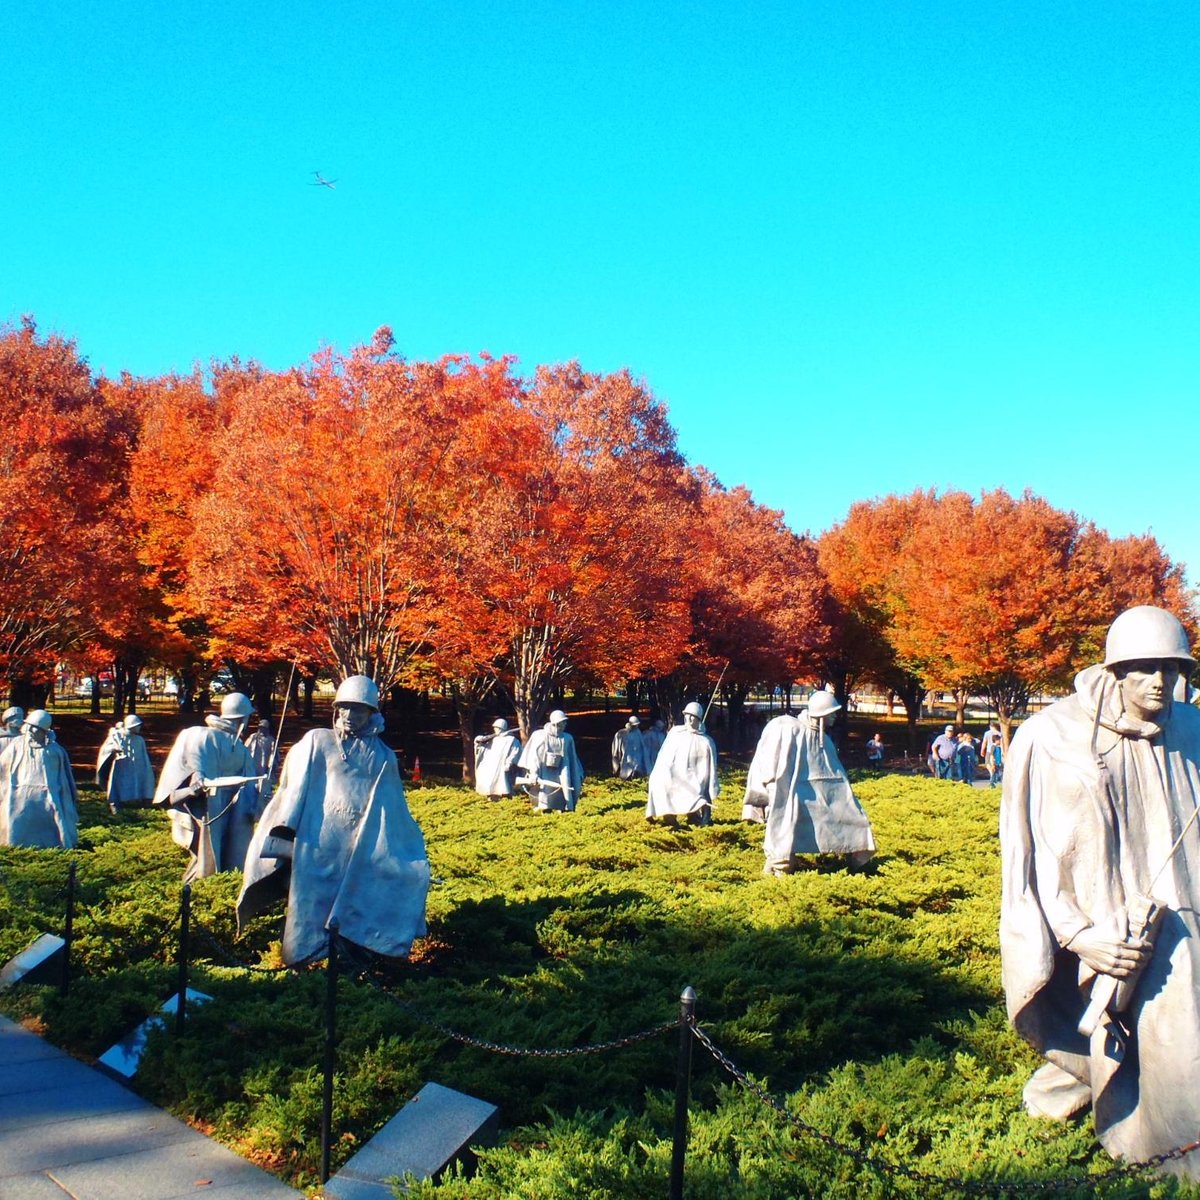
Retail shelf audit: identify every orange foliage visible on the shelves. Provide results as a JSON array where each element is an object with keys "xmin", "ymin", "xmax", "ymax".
[
  {"xmin": 0, "ymin": 318, "xmax": 133, "ymax": 698},
  {"xmin": 686, "ymin": 473, "xmax": 833, "ymax": 691}
]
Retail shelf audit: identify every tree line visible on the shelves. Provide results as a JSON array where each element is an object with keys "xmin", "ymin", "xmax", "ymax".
[{"xmin": 2, "ymin": 316, "xmax": 1191, "ymax": 768}]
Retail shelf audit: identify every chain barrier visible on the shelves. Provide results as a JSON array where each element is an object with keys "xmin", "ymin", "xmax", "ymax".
[
  {"xmin": 343, "ymin": 943, "xmax": 676, "ymax": 1057},
  {"xmin": 689, "ymin": 1022, "xmax": 1200, "ymax": 1196}
]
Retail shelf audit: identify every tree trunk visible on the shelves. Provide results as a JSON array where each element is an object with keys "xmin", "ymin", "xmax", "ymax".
[{"xmin": 955, "ymin": 689, "xmax": 968, "ymax": 727}]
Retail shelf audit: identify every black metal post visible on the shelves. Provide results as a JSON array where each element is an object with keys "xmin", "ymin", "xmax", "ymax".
[
  {"xmin": 320, "ymin": 920, "xmax": 340, "ymax": 1184},
  {"xmin": 669, "ymin": 985, "xmax": 696, "ymax": 1200},
  {"xmin": 175, "ymin": 884, "xmax": 191, "ymax": 1036},
  {"xmin": 60, "ymin": 862, "xmax": 77, "ymax": 997}
]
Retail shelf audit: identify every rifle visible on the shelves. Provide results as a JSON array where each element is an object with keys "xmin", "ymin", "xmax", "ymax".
[
  {"xmin": 261, "ymin": 661, "xmax": 298, "ymax": 789},
  {"xmin": 702, "ymin": 662, "xmax": 730, "ymax": 725},
  {"xmin": 1077, "ymin": 781, "xmax": 1200, "ymax": 1038}
]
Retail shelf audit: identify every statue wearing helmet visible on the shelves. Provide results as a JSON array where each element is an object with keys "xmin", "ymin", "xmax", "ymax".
[
  {"xmin": 646, "ymin": 702, "xmax": 720, "ymax": 826},
  {"xmin": 611, "ymin": 714, "xmax": 650, "ymax": 780},
  {"xmin": 1, "ymin": 706, "xmax": 24, "ymax": 739},
  {"xmin": 516, "ymin": 709, "xmax": 585, "ymax": 812},
  {"xmin": 237, "ymin": 675, "xmax": 430, "ymax": 966},
  {"xmin": 1001, "ymin": 605, "xmax": 1200, "ymax": 1174},
  {"xmin": 153, "ymin": 687, "xmax": 264, "ymax": 882},
  {"xmin": 96, "ymin": 711, "xmax": 155, "ymax": 813},
  {"xmin": 742, "ymin": 688, "xmax": 875, "ymax": 873},
  {"xmin": 0, "ymin": 710, "xmax": 79, "ymax": 849},
  {"xmin": 473, "ymin": 717, "xmax": 522, "ymax": 801}
]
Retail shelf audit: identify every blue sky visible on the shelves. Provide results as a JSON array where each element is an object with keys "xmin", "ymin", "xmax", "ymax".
[{"xmin": 5, "ymin": 3, "xmax": 1199, "ymax": 583}]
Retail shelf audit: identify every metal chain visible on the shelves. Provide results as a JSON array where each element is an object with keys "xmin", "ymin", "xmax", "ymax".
[
  {"xmin": 691, "ymin": 1023, "xmax": 1200, "ymax": 1195},
  {"xmin": 344, "ymin": 946, "xmax": 676, "ymax": 1057}
]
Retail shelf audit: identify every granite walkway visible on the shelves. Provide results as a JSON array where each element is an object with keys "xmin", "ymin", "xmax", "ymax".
[{"xmin": 0, "ymin": 1014, "xmax": 300, "ymax": 1200}]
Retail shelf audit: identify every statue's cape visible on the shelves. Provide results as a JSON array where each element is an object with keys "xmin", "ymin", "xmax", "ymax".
[
  {"xmin": 96, "ymin": 727, "xmax": 155, "ymax": 803},
  {"xmin": 237, "ymin": 728, "xmax": 430, "ymax": 965},
  {"xmin": 0, "ymin": 737, "xmax": 78, "ymax": 849},
  {"xmin": 474, "ymin": 732, "xmax": 521, "ymax": 797},
  {"xmin": 744, "ymin": 715, "xmax": 874, "ymax": 856},
  {"xmin": 646, "ymin": 727, "xmax": 719, "ymax": 817},
  {"xmin": 154, "ymin": 724, "xmax": 259, "ymax": 878},
  {"xmin": 1000, "ymin": 664, "xmax": 1200, "ymax": 1165}
]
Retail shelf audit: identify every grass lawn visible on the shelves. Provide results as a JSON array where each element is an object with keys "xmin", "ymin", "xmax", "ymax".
[{"xmin": 1, "ymin": 769, "xmax": 1194, "ymax": 1198}]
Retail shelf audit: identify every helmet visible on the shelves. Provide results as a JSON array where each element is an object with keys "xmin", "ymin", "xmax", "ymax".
[
  {"xmin": 492, "ymin": 718, "xmax": 509, "ymax": 731},
  {"xmin": 807, "ymin": 690, "xmax": 842, "ymax": 719},
  {"xmin": 683, "ymin": 702, "xmax": 704, "ymax": 719},
  {"xmin": 626, "ymin": 715, "xmax": 640, "ymax": 726},
  {"xmin": 2, "ymin": 706, "xmax": 23, "ymax": 724},
  {"xmin": 1104, "ymin": 606, "xmax": 1195, "ymax": 668},
  {"xmin": 24, "ymin": 709, "xmax": 52, "ymax": 730},
  {"xmin": 548, "ymin": 709, "xmax": 568, "ymax": 725},
  {"xmin": 123, "ymin": 714, "xmax": 143, "ymax": 730},
  {"xmin": 334, "ymin": 675, "xmax": 380, "ymax": 710},
  {"xmin": 220, "ymin": 692, "xmax": 255, "ymax": 719}
]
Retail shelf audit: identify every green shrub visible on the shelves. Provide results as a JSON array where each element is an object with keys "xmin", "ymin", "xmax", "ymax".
[{"xmin": 4, "ymin": 774, "xmax": 1197, "ymax": 1197}]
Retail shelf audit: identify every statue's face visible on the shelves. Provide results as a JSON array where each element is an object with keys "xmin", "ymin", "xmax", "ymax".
[
  {"xmin": 26, "ymin": 725, "xmax": 48, "ymax": 747},
  {"xmin": 551, "ymin": 720, "xmax": 568, "ymax": 734},
  {"xmin": 683, "ymin": 713, "xmax": 700, "ymax": 731},
  {"xmin": 334, "ymin": 701, "xmax": 374, "ymax": 736},
  {"xmin": 1116, "ymin": 659, "xmax": 1182, "ymax": 722}
]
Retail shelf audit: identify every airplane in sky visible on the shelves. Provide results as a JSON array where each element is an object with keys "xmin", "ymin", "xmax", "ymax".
[{"xmin": 311, "ymin": 171, "xmax": 337, "ymax": 190}]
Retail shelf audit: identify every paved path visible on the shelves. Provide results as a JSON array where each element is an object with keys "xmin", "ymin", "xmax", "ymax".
[{"xmin": 0, "ymin": 1014, "xmax": 300, "ymax": 1199}]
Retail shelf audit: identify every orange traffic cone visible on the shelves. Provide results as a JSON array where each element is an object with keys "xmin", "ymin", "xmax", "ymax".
[{"xmin": 411, "ymin": 756, "xmax": 422, "ymax": 785}]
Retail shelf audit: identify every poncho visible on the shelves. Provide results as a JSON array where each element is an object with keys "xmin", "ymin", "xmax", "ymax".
[
  {"xmin": 646, "ymin": 725, "xmax": 719, "ymax": 818},
  {"xmin": 237, "ymin": 727, "xmax": 430, "ymax": 966},
  {"xmin": 517, "ymin": 726, "xmax": 585, "ymax": 812},
  {"xmin": 474, "ymin": 732, "xmax": 521, "ymax": 797},
  {"xmin": 153, "ymin": 720, "xmax": 261, "ymax": 882},
  {"xmin": 611, "ymin": 727, "xmax": 649, "ymax": 779},
  {"xmin": 96, "ymin": 727, "xmax": 155, "ymax": 808},
  {"xmin": 744, "ymin": 714, "xmax": 875, "ymax": 868},
  {"xmin": 1001, "ymin": 664, "xmax": 1200, "ymax": 1172},
  {"xmin": 0, "ymin": 735, "xmax": 79, "ymax": 849}
]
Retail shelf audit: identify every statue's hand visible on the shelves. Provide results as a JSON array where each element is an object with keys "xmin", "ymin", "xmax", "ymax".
[{"xmin": 1067, "ymin": 926, "xmax": 1152, "ymax": 978}]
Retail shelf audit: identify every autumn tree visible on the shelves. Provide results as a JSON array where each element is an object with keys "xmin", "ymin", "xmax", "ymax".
[
  {"xmin": 0, "ymin": 317, "xmax": 133, "ymax": 705},
  {"xmin": 818, "ymin": 490, "xmax": 942, "ymax": 749},
  {"xmin": 890, "ymin": 489, "xmax": 1102, "ymax": 742},
  {"xmin": 466, "ymin": 363, "xmax": 697, "ymax": 740},
  {"xmin": 680, "ymin": 473, "xmax": 834, "ymax": 744}
]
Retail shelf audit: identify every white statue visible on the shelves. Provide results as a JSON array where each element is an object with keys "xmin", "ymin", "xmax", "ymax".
[
  {"xmin": 517, "ymin": 709, "xmax": 585, "ymax": 812},
  {"xmin": 237, "ymin": 675, "xmax": 430, "ymax": 966},
  {"xmin": 474, "ymin": 718, "xmax": 521, "ymax": 800},
  {"xmin": 153, "ymin": 692, "xmax": 263, "ymax": 883},
  {"xmin": 96, "ymin": 713, "xmax": 155, "ymax": 812},
  {"xmin": 243, "ymin": 717, "xmax": 277, "ymax": 801},
  {"xmin": 642, "ymin": 718, "xmax": 667, "ymax": 766},
  {"xmin": 0, "ymin": 711, "xmax": 79, "ymax": 849},
  {"xmin": 743, "ymin": 690, "xmax": 875, "ymax": 874},
  {"xmin": 611, "ymin": 715, "xmax": 649, "ymax": 779},
  {"xmin": 646, "ymin": 701, "xmax": 719, "ymax": 825},
  {"xmin": 1, "ymin": 706, "xmax": 25, "ymax": 739},
  {"xmin": 1001, "ymin": 606, "xmax": 1200, "ymax": 1173}
]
